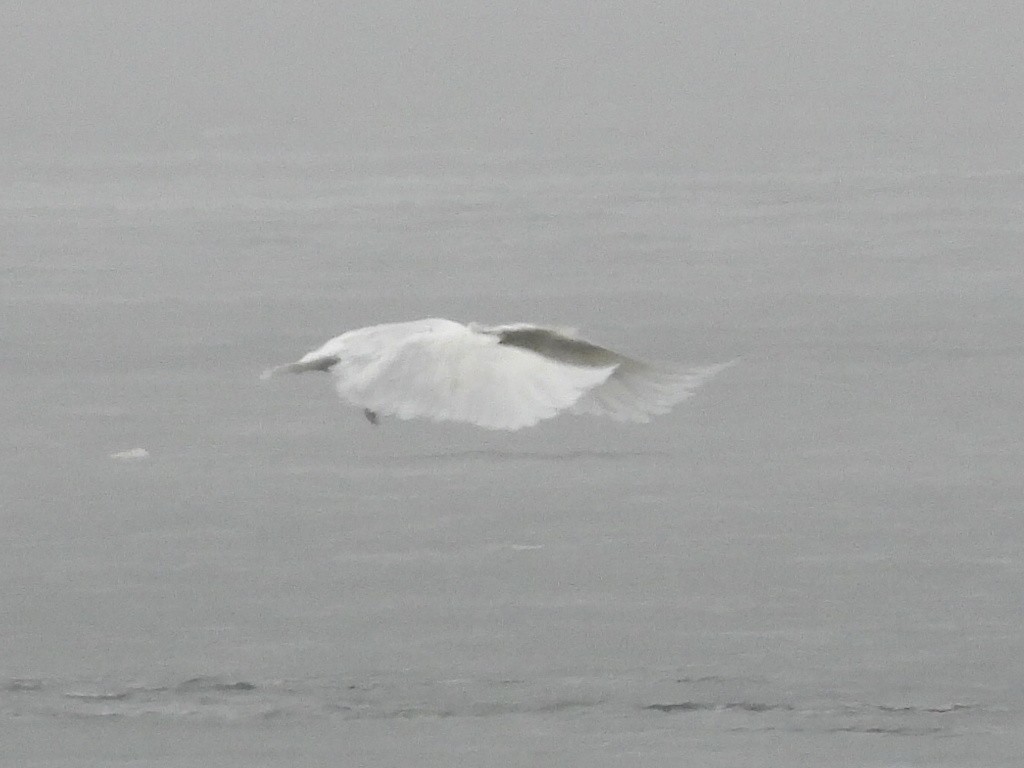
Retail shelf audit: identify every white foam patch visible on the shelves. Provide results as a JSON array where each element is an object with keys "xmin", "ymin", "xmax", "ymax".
[{"xmin": 109, "ymin": 448, "xmax": 150, "ymax": 460}]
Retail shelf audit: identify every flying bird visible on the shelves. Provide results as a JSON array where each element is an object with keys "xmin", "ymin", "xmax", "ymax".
[{"xmin": 262, "ymin": 318, "xmax": 733, "ymax": 430}]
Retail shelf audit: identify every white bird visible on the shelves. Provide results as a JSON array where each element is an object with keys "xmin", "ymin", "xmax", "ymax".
[{"xmin": 262, "ymin": 318, "xmax": 733, "ymax": 431}]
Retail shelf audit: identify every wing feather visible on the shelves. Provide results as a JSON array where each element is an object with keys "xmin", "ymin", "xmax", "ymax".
[
  {"xmin": 475, "ymin": 323, "xmax": 736, "ymax": 423},
  {"xmin": 571, "ymin": 359, "xmax": 736, "ymax": 422}
]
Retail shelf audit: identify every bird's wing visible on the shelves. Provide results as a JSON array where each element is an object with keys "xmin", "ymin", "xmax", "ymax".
[
  {"xmin": 475, "ymin": 323, "xmax": 736, "ymax": 423},
  {"xmin": 330, "ymin": 323, "xmax": 617, "ymax": 430},
  {"xmin": 570, "ymin": 358, "xmax": 737, "ymax": 422}
]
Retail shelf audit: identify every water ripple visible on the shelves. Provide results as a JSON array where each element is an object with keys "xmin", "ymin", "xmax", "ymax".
[{"xmin": 0, "ymin": 672, "xmax": 1001, "ymax": 738}]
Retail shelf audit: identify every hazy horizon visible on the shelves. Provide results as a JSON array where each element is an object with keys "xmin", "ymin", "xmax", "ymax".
[{"xmin": 4, "ymin": 1, "xmax": 1023, "ymax": 169}]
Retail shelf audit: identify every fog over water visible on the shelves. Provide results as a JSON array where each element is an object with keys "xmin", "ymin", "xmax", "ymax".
[
  {"xmin": 2, "ymin": 2, "xmax": 1023, "ymax": 765},
  {"xmin": 4, "ymin": 1, "xmax": 1023, "ymax": 167}
]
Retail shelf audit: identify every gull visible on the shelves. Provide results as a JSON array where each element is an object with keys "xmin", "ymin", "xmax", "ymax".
[{"xmin": 262, "ymin": 318, "xmax": 733, "ymax": 430}]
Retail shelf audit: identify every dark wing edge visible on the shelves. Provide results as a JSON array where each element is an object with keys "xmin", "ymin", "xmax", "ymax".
[{"xmin": 475, "ymin": 324, "xmax": 623, "ymax": 369}]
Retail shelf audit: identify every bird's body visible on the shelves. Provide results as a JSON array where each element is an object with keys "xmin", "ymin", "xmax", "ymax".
[{"xmin": 263, "ymin": 319, "xmax": 732, "ymax": 431}]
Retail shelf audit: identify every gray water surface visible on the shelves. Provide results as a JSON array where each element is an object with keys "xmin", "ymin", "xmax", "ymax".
[{"xmin": 2, "ymin": 151, "xmax": 1023, "ymax": 766}]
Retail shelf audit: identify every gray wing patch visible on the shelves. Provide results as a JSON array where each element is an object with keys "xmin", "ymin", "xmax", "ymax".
[{"xmin": 495, "ymin": 328, "xmax": 622, "ymax": 368}]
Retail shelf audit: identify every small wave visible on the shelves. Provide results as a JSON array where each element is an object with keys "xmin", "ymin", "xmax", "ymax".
[
  {"xmin": 467, "ymin": 698, "xmax": 602, "ymax": 717},
  {"xmin": 645, "ymin": 701, "xmax": 794, "ymax": 714},
  {"xmin": 0, "ymin": 673, "xmax": 1000, "ymax": 735},
  {"xmin": 827, "ymin": 725, "xmax": 945, "ymax": 736},
  {"xmin": 64, "ymin": 690, "xmax": 134, "ymax": 702},
  {"xmin": 4, "ymin": 678, "xmax": 44, "ymax": 692},
  {"xmin": 725, "ymin": 701, "xmax": 795, "ymax": 713},
  {"xmin": 645, "ymin": 701, "xmax": 711, "ymax": 713},
  {"xmin": 875, "ymin": 703, "xmax": 973, "ymax": 714},
  {"xmin": 175, "ymin": 676, "xmax": 258, "ymax": 693},
  {"xmin": 369, "ymin": 706, "xmax": 457, "ymax": 719}
]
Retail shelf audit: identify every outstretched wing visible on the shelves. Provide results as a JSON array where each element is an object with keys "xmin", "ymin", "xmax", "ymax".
[
  {"xmin": 477, "ymin": 324, "xmax": 736, "ymax": 423},
  {"xmin": 331, "ymin": 323, "xmax": 617, "ymax": 430},
  {"xmin": 569, "ymin": 359, "xmax": 737, "ymax": 422}
]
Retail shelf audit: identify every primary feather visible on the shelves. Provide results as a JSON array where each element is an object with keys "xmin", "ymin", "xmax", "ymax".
[{"xmin": 263, "ymin": 318, "xmax": 732, "ymax": 430}]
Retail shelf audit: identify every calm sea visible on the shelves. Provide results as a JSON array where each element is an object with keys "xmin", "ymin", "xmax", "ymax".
[{"xmin": 2, "ymin": 149, "xmax": 1022, "ymax": 766}]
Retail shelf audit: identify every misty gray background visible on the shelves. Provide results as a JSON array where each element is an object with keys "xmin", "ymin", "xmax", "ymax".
[
  {"xmin": 3, "ymin": 2, "xmax": 1024, "ymax": 766},
  {"xmin": 4, "ymin": 1, "xmax": 1023, "ymax": 167}
]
